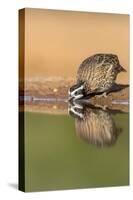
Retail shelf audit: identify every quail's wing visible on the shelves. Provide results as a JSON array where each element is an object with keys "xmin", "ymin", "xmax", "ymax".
[
  {"xmin": 77, "ymin": 55, "xmax": 114, "ymax": 92},
  {"xmin": 87, "ymin": 63, "xmax": 114, "ymax": 91},
  {"xmin": 75, "ymin": 108, "xmax": 118, "ymax": 146},
  {"xmin": 76, "ymin": 56, "xmax": 95, "ymax": 82},
  {"xmin": 76, "ymin": 54, "xmax": 105, "ymax": 82}
]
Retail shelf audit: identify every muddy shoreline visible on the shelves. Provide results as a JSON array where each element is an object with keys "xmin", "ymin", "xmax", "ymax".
[
  {"xmin": 22, "ymin": 78, "xmax": 129, "ymax": 100},
  {"xmin": 19, "ymin": 79, "xmax": 129, "ymax": 114}
]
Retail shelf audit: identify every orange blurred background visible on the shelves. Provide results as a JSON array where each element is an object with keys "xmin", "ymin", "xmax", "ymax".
[{"xmin": 24, "ymin": 8, "xmax": 129, "ymax": 84}]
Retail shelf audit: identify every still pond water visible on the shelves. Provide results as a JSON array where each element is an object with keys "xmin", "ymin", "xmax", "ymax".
[{"xmin": 22, "ymin": 102, "xmax": 129, "ymax": 192}]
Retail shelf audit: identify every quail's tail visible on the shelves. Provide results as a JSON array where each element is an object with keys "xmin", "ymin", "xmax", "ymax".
[{"xmin": 119, "ymin": 65, "xmax": 127, "ymax": 72}]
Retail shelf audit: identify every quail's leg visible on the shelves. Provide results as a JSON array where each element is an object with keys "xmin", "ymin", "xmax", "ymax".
[
  {"xmin": 95, "ymin": 104, "xmax": 108, "ymax": 110},
  {"xmin": 95, "ymin": 92, "xmax": 108, "ymax": 98},
  {"xmin": 103, "ymin": 92, "xmax": 108, "ymax": 98}
]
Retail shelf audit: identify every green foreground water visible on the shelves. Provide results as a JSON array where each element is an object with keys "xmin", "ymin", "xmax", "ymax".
[{"xmin": 22, "ymin": 110, "xmax": 129, "ymax": 192}]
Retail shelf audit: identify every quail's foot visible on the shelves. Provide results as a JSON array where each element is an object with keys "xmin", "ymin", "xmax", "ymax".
[
  {"xmin": 95, "ymin": 104, "xmax": 108, "ymax": 110},
  {"xmin": 95, "ymin": 92, "xmax": 108, "ymax": 98}
]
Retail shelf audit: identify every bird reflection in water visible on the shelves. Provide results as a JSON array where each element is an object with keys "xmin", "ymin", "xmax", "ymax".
[{"xmin": 68, "ymin": 101, "xmax": 122, "ymax": 147}]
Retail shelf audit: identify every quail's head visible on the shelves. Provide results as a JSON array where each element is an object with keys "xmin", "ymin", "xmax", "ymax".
[
  {"xmin": 68, "ymin": 81, "xmax": 85, "ymax": 101},
  {"xmin": 68, "ymin": 100, "xmax": 84, "ymax": 119}
]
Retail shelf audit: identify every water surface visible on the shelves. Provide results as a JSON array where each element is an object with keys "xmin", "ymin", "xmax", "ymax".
[{"xmin": 22, "ymin": 104, "xmax": 129, "ymax": 192}]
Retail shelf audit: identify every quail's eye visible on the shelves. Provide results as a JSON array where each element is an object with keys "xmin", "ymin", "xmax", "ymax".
[{"xmin": 75, "ymin": 90, "xmax": 81, "ymax": 95}]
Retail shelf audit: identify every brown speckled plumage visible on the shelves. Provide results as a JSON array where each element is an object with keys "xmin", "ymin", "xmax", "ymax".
[
  {"xmin": 74, "ymin": 106, "xmax": 121, "ymax": 146},
  {"xmin": 76, "ymin": 53, "xmax": 126, "ymax": 95}
]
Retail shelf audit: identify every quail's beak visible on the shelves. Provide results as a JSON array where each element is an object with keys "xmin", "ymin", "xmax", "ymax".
[
  {"xmin": 68, "ymin": 95, "xmax": 73, "ymax": 101},
  {"xmin": 68, "ymin": 90, "xmax": 72, "ymax": 101}
]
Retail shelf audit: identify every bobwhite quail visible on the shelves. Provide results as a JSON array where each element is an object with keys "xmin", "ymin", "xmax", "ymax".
[{"xmin": 69, "ymin": 53, "xmax": 126, "ymax": 100}]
